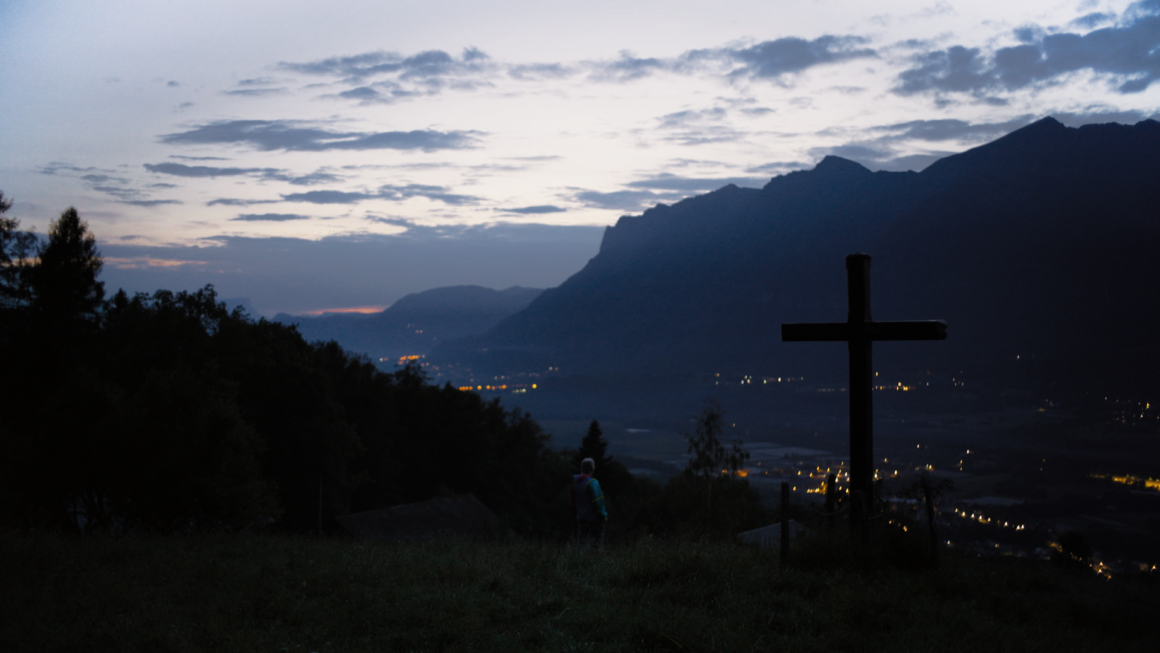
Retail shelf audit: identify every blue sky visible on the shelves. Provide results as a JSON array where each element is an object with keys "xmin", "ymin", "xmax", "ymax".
[{"xmin": 2, "ymin": 0, "xmax": 1157, "ymax": 314}]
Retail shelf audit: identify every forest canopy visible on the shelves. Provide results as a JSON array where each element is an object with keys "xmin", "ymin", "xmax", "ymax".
[
  {"xmin": 0, "ymin": 199, "xmax": 767, "ymax": 540},
  {"xmin": 0, "ymin": 202, "xmax": 573, "ymax": 535}
]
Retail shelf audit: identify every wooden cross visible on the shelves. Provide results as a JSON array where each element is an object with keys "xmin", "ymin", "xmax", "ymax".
[{"xmin": 781, "ymin": 253, "xmax": 946, "ymax": 531}]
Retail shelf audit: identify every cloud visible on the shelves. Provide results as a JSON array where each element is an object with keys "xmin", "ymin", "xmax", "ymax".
[
  {"xmin": 333, "ymin": 131, "xmax": 478, "ymax": 151},
  {"xmin": 584, "ymin": 35, "xmax": 877, "ymax": 85},
  {"xmin": 282, "ymin": 35, "xmax": 877, "ymax": 106},
  {"xmin": 377, "ymin": 184, "xmax": 479, "ymax": 206},
  {"xmin": 739, "ymin": 106, "xmax": 777, "ymax": 117},
  {"xmin": 657, "ymin": 108, "xmax": 729, "ymax": 128},
  {"xmin": 895, "ymin": 45, "xmax": 995, "ymax": 96},
  {"xmin": 1071, "ymin": 12, "xmax": 1115, "ymax": 30},
  {"xmin": 571, "ymin": 173, "xmax": 771, "ymax": 211},
  {"xmin": 119, "ymin": 199, "xmax": 183, "ymax": 207},
  {"xmin": 278, "ymin": 184, "xmax": 479, "ymax": 206},
  {"xmin": 872, "ymin": 116, "xmax": 1035, "ymax": 142},
  {"xmin": 725, "ymin": 36, "xmax": 878, "ymax": 79},
  {"xmin": 325, "ymin": 82, "xmax": 431, "ymax": 105},
  {"xmin": 661, "ymin": 126, "xmax": 747, "ymax": 146},
  {"xmin": 81, "ymin": 173, "xmax": 131, "ymax": 185},
  {"xmin": 807, "ymin": 141, "xmax": 954, "ymax": 172},
  {"xmin": 895, "ymin": 2, "xmax": 1160, "ymax": 97},
  {"xmin": 232, "ymin": 213, "xmax": 310, "ymax": 222},
  {"xmin": 282, "ymin": 170, "xmax": 343, "ymax": 186},
  {"xmin": 39, "ymin": 164, "xmax": 181, "ymax": 205},
  {"xmin": 37, "ymin": 163, "xmax": 98, "ymax": 176},
  {"xmin": 508, "ymin": 63, "xmax": 575, "ymax": 80},
  {"xmin": 339, "ymin": 86, "xmax": 387, "ymax": 101},
  {"xmin": 98, "ymin": 223, "xmax": 605, "ymax": 315},
  {"xmin": 280, "ymin": 47, "xmax": 491, "ymax": 81},
  {"xmin": 90, "ymin": 185, "xmax": 140, "ymax": 200},
  {"xmin": 589, "ymin": 51, "xmax": 670, "ymax": 82},
  {"xmin": 160, "ymin": 120, "xmax": 480, "ymax": 152},
  {"xmin": 206, "ymin": 198, "xmax": 279, "ymax": 206},
  {"xmin": 170, "ymin": 155, "xmax": 229, "ymax": 161},
  {"xmin": 498, "ymin": 205, "xmax": 567, "ymax": 215},
  {"xmin": 277, "ymin": 47, "xmax": 495, "ymax": 102},
  {"xmin": 626, "ymin": 173, "xmax": 767, "ymax": 191},
  {"xmin": 807, "ymin": 116, "xmax": 1054, "ymax": 172},
  {"xmin": 1052, "ymin": 107, "xmax": 1159, "ymax": 126},
  {"xmin": 365, "ymin": 215, "xmax": 415, "ymax": 228},
  {"xmin": 223, "ymin": 87, "xmax": 289, "ymax": 97},
  {"xmin": 144, "ymin": 162, "xmax": 265, "ymax": 178},
  {"xmin": 745, "ymin": 161, "xmax": 809, "ymax": 174},
  {"xmin": 877, "ymin": 153, "xmax": 955, "ymax": 172},
  {"xmin": 574, "ymin": 189, "xmax": 673, "ymax": 211},
  {"xmin": 145, "ymin": 162, "xmax": 344, "ymax": 187},
  {"xmin": 281, "ymin": 190, "xmax": 376, "ymax": 205},
  {"xmin": 915, "ymin": 1, "xmax": 955, "ymax": 19},
  {"xmin": 650, "ymin": 104, "xmax": 755, "ymax": 145},
  {"xmin": 104, "ymin": 256, "xmax": 205, "ymax": 270}
]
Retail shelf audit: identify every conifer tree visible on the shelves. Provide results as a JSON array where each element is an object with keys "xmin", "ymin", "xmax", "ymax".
[
  {"xmin": 577, "ymin": 419, "xmax": 613, "ymax": 471},
  {"xmin": 0, "ymin": 191, "xmax": 35, "ymax": 310},
  {"xmin": 30, "ymin": 207, "xmax": 104, "ymax": 325}
]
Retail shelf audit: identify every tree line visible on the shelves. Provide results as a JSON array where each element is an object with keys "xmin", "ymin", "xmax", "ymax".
[{"xmin": 1, "ymin": 196, "xmax": 768, "ymax": 539}]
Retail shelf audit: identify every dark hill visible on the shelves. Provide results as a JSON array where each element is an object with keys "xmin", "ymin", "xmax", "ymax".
[
  {"xmin": 433, "ymin": 118, "xmax": 1160, "ymax": 399},
  {"xmin": 275, "ymin": 285, "xmax": 542, "ymax": 361}
]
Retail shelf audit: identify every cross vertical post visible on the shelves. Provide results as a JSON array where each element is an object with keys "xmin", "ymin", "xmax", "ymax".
[
  {"xmin": 781, "ymin": 253, "xmax": 946, "ymax": 537},
  {"xmin": 846, "ymin": 254, "xmax": 874, "ymax": 517}
]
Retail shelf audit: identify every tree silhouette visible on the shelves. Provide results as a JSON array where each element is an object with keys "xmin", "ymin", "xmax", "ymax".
[
  {"xmin": 0, "ymin": 208, "xmax": 578, "ymax": 536},
  {"xmin": 3, "ymin": 206, "xmax": 109, "ymax": 529},
  {"xmin": 576, "ymin": 419, "xmax": 613, "ymax": 470},
  {"xmin": 29, "ymin": 207, "xmax": 104, "ymax": 326},
  {"xmin": 0, "ymin": 191, "xmax": 35, "ymax": 311},
  {"xmin": 685, "ymin": 398, "xmax": 748, "ymax": 481},
  {"xmin": 682, "ymin": 398, "xmax": 753, "ymax": 537}
]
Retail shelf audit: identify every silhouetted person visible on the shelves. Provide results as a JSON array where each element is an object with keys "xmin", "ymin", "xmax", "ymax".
[{"xmin": 570, "ymin": 457, "xmax": 607, "ymax": 547}]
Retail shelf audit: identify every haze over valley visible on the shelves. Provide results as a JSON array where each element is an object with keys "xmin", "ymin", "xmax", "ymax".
[{"xmin": 276, "ymin": 118, "xmax": 1160, "ymax": 567}]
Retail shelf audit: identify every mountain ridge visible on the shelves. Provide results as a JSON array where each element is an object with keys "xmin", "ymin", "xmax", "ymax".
[
  {"xmin": 275, "ymin": 285, "xmax": 542, "ymax": 361},
  {"xmin": 433, "ymin": 117, "xmax": 1160, "ymax": 398}
]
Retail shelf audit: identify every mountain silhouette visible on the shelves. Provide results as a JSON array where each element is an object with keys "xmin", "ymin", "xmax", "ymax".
[
  {"xmin": 275, "ymin": 285, "xmax": 542, "ymax": 360},
  {"xmin": 433, "ymin": 118, "xmax": 1160, "ymax": 398}
]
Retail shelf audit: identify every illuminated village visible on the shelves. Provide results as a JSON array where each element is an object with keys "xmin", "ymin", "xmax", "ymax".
[{"xmin": 411, "ymin": 356, "xmax": 1160, "ymax": 580}]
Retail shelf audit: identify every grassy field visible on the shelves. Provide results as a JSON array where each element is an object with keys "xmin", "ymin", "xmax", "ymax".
[{"xmin": 4, "ymin": 529, "xmax": 1158, "ymax": 652}]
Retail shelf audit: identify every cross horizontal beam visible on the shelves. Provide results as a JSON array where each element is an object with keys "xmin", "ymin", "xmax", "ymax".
[
  {"xmin": 779, "ymin": 253, "xmax": 947, "ymax": 542},
  {"xmin": 781, "ymin": 320, "xmax": 946, "ymax": 342}
]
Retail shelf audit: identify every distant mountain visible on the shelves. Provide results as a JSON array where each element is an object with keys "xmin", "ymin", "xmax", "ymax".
[
  {"xmin": 434, "ymin": 118, "xmax": 1160, "ymax": 398},
  {"xmin": 275, "ymin": 285, "xmax": 542, "ymax": 361}
]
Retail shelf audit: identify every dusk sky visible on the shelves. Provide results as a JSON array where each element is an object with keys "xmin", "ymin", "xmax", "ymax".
[{"xmin": 2, "ymin": 0, "xmax": 1157, "ymax": 315}]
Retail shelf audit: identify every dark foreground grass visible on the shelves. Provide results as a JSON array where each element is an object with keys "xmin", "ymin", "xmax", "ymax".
[{"xmin": 3, "ymin": 530, "xmax": 1157, "ymax": 652}]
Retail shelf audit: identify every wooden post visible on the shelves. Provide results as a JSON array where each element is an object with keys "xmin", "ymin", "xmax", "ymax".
[
  {"xmin": 923, "ymin": 480, "xmax": 939, "ymax": 566},
  {"xmin": 780, "ymin": 481, "xmax": 790, "ymax": 566},
  {"xmin": 825, "ymin": 472, "xmax": 837, "ymax": 528},
  {"xmin": 782, "ymin": 253, "xmax": 946, "ymax": 542},
  {"xmin": 852, "ymin": 490, "xmax": 869, "ymax": 544},
  {"xmin": 846, "ymin": 255, "xmax": 874, "ymax": 525}
]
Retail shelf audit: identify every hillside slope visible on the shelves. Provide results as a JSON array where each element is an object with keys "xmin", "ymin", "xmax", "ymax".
[
  {"xmin": 434, "ymin": 118, "xmax": 1160, "ymax": 397},
  {"xmin": 277, "ymin": 285, "xmax": 542, "ymax": 360}
]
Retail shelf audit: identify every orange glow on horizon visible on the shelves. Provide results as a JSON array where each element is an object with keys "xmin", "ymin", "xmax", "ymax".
[
  {"xmin": 301, "ymin": 306, "xmax": 386, "ymax": 315},
  {"xmin": 105, "ymin": 256, "xmax": 204, "ymax": 269}
]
